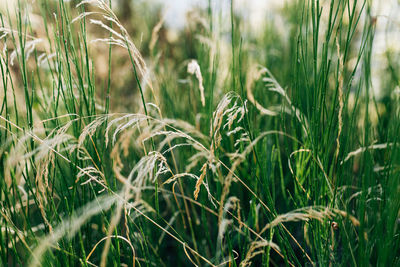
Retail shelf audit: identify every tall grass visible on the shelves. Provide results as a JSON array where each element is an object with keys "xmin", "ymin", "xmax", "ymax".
[{"xmin": 0, "ymin": 0, "xmax": 399, "ymax": 266}]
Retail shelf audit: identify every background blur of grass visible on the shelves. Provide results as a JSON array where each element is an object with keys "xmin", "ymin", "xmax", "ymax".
[{"xmin": 0, "ymin": 0, "xmax": 399, "ymax": 266}]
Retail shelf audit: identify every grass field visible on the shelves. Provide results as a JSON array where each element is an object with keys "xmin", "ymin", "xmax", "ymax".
[{"xmin": 0, "ymin": 0, "xmax": 399, "ymax": 266}]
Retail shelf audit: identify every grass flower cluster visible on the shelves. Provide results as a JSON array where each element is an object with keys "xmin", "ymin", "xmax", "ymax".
[{"xmin": 0, "ymin": 0, "xmax": 399, "ymax": 266}]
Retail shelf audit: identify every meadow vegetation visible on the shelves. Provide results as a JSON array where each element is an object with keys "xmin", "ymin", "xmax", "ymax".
[{"xmin": 0, "ymin": 0, "xmax": 399, "ymax": 266}]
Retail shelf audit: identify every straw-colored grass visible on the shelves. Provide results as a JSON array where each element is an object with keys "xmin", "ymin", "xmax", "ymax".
[{"xmin": 0, "ymin": 0, "xmax": 398, "ymax": 266}]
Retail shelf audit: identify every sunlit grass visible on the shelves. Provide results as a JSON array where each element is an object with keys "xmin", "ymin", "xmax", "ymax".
[{"xmin": 0, "ymin": 0, "xmax": 399, "ymax": 266}]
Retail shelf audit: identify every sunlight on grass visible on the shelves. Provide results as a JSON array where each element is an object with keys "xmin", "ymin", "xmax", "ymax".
[{"xmin": 0, "ymin": 0, "xmax": 399, "ymax": 266}]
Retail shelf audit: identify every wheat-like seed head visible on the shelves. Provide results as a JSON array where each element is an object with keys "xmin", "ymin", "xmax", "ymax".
[
  {"xmin": 187, "ymin": 59, "xmax": 206, "ymax": 107},
  {"xmin": 239, "ymin": 240, "xmax": 280, "ymax": 267}
]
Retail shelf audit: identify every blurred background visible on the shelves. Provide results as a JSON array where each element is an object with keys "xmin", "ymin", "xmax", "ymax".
[{"xmin": 1, "ymin": 0, "xmax": 399, "ymax": 109}]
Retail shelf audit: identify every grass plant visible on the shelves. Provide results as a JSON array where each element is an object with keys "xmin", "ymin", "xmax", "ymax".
[{"xmin": 0, "ymin": 0, "xmax": 399, "ymax": 266}]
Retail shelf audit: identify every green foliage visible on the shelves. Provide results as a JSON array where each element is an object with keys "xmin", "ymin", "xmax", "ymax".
[{"xmin": 0, "ymin": 0, "xmax": 399, "ymax": 266}]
